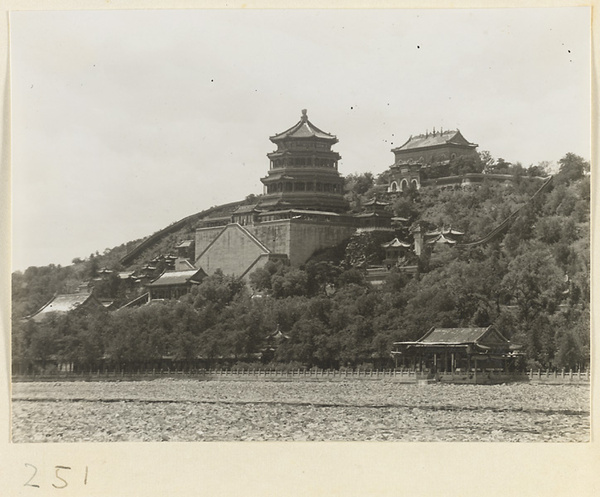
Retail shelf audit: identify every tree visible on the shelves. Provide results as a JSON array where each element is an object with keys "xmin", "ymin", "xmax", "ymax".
[
  {"xmin": 190, "ymin": 270, "xmax": 246, "ymax": 310},
  {"xmin": 553, "ymin": 310, "xmax": 589, "ymax": 370},
  {"xmin": 344, "ymin": 231, "xmax": 389, "ymax": 268},
  {"xmin": 392, "ymin": 196, "xmax": 420, "ymax": 221},
  {"xmin": 344, "ymin": 172, "xmax": 374, "ymax": 196},
  {"xmin": 479, "ymin": 150, "xmax": 495, "ymax": 173},
  {"xmin": 555, "ymin": 153, "xmax": 589, "ymax": 185},
  {"xmin": 248, "ymin": 260, "xmax": 284, "ymax": 292},
  {"xmin": 344, "ymin": 173, "xmax": 375, "ymax": 212},
  {"xmin": 501, "ymin": 247, "xmax": 564, "ymax": 323}
]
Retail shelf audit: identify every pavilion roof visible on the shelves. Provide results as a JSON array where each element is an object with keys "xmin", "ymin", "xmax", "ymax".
[
  {"xmin": 443, "ymin": 227, "xmax": 464, "ymax": 236},
  {"xmin": 176, "ymin": 240, "xmax": 194, "ymax": 248},
  {"xmin": 270, "ymin": 109, "xmax": 337, "ymax": 142},
  {"xmin": 427, "ymin": 234, "xmax": 458, "ymax": 245},
  {"xmin": 382, "ymin": 237, "xmax": 411, "ymax": 248},
  {"xmin": 363, "ymin": 198, "xmax": 390, "ymax": 207},
  {"xmin": 28, "ymin": 292, "xmax": 102, "ymax": 322},
  {"xmin": 354, "ymin": 211, "xmax": 393, "ymax": 219},
  {"xmin": 233, "ymin": 203, "xmax": 261, "ymax": 214},
  {"xmin": 392, "ymin": 129, "xmax": 477, "ymax": 152},
  {"xmin": 420, "ymin": 327, "xmax": 490, "ymax": 343},
  {"xmin": 147, "ymin": 269, "xmax": 206, "ymax": 288},
  {"xmin": 393, "ymin": 326, "xmax": 520, "ymax": 355}
]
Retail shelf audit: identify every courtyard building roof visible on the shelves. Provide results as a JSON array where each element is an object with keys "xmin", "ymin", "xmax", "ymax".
[
  {"xmin": 28, "ymin": 292, "xmax": 105, "ymax": 323},
  {"xmin": 147, "ymin": 268, "xmax": 206, "ymax": 288}
]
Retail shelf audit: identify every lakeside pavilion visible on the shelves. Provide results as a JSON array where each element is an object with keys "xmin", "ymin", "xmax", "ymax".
[{"xmin": 392, "ymin": 326, "xmax": 523, "ymax": 378}]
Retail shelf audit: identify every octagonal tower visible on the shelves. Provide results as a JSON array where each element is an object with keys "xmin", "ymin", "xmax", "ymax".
[{"xmin": 259, "ymin": 109, "xmax": 348, "ymax": 213}]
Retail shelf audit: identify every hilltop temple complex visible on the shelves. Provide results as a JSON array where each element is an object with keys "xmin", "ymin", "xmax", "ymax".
[
  {"xmin": 193, "ymin": 110, "xmax": 368, "ymax": 278},
  {"xmin": 191, "ymin": 112, "xmax": 488, "ymax": 279},
  {"xmin": 28, "ymin": 110, "xmax": 549, "ymax": 316}
]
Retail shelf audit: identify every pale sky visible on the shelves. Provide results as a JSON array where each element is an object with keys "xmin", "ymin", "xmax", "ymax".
[{"xmin": 10, "ymin": 8, "xmax": 591, "ymax": 271}]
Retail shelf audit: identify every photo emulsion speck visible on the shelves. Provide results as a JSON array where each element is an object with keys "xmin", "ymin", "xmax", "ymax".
[{"xmin": 9, "ymin": 8, "xmax": 590, "ymax": 443}]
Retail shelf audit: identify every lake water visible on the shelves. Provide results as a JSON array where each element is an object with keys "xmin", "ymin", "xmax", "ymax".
[{"xmin": 11, "ymin": 379, "xmax": 590, "ymax": 442}]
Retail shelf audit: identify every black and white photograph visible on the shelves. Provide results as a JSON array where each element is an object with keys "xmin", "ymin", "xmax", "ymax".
[{"xmin": 1, "ymin": 2, "xmax": 597, "ymax": 495}]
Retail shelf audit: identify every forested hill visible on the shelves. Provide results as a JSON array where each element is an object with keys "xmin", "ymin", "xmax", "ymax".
[{"xmin": 11, "ymin": 153, "xmax": 590, "ymax": 372}]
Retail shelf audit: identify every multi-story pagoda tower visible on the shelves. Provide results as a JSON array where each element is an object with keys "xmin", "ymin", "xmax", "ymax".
[{"xmin": 260, "ymin": 109, "xmax": 348, "ymax": 213}]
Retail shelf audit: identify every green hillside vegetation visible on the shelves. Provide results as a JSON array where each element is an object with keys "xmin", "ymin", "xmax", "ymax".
[{"xmin": 11, "ymin": 153, "xmax": 590, "ymax": 372}]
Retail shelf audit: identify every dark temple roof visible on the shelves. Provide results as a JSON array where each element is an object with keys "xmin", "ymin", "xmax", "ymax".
[
  {"xmin": 28, "ymin": 292, "xmax": 104, "ymax": 322},
  {"xmin": 270, "ymin": 109, "xmax": 338, "ymax": 142},
  {"xmin": 420, "ymin": 327, "xmax": 490, "ymax": 343},
  {"xmin": 393, "ymin": 326, "xmax": 515, "ymax": 350},
  {"xmin": 147, "ymin": 269, "xmax": 206, "ymax": 287},
  {"xmin": 392, "ymin": 129, "xmax": 477, "ymax": 152}
]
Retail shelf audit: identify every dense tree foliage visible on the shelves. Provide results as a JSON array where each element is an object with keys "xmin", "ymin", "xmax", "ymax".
[{"xmin": 12, "ymin": 154, "xmax": 590, "ymax": 373}]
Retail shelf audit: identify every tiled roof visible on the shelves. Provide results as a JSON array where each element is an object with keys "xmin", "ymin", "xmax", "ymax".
[
  {"xmin": 354, "ymin": 212, "xmax": 392, "ymax": 218},
  {"xmin": 382, "ymin": 237, "xmax": 411, "ymax": 248},
  {"xmin": 393, "ymin": 130, "xmax": 477, "ymax": 152},
  {"xmin": 257, "ymin": 198, "xmax": 285, "ymax": 209},
  {"xmin": 29, "ymin": 293, "xmax": 98, "ymax": 322},
  {"xmin": 233, "ymin": 204, "xmax": 261, "ymax": 214},
  {"xmin": 270, "ymin": 110, "xmax": 337, "ymax": 142},
  {"xmin": 261, "ymin": 173, "xmax": 296, "ymax": 182},
  {"xmin": 147, "ymin": 269, "xmax": 205, "ymax": 287},
  {"xmin": 259, "ymin": 208, "xmax": 342, "ymax": 217},
  {"xmin": 443, "ymin": 228, "xmax": 464, "ymax": 236},
  {"xmin": 363, "ymin": 198, "xmax": 390, "ymax": 207},
  {"xmin": 420, "ymin": 327, "xmax": 490, "ymax": 344},
  {"xmin": 427, "ymin": 234, "xmax": 458, "ymax": 245},
  {"xmin": 394, "ymin": 326, "xmax": 516, "ymax": 351}
]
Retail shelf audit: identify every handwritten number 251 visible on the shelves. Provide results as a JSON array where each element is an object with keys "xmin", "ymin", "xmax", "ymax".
[{"xmin": 24, "ymin": 464, "xmax": 88, "ymax": 489}]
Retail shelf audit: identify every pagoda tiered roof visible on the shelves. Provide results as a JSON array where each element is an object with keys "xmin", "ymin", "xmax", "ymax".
[{"xmin": 270, "ymin": 109, "xmax": 338, "ymax": 142}]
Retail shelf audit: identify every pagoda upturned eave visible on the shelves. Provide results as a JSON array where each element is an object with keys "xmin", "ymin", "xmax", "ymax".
[
  {"xmin": 269, "ymin": 109, "xmax": 338, "ymax": 143},
  {"xmin": 267, "ymin": 150, "xmax": 342, "ymax": 160}
]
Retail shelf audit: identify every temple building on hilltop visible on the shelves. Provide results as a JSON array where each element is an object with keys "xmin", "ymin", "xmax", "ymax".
[
  {"xmin": 260, "ymin": 109, "xmax": 348, "ymax": 213},
  {"xmin": 387, "ymin": 129, "xmax": 479, "ymax": 192},
  {"xmin": 391, "ymin": 129, "xmax": 478, "ymax": 165},
  {"xmin": 194, "ymin": 110, "xmax": 363, "ymax": 278}
]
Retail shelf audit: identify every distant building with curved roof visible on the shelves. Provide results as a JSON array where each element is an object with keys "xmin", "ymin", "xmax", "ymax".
[
  {"xmin": 391, "ymin": 129, "xmax": 478, "ymax": 165},
  {"xmin": 28, "ymin": 292, "xmax": 106, "ymax": 323}
]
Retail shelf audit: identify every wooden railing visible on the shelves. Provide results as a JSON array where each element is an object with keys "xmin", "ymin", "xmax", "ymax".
[{"xmin": 11, "ymin": 368, "xmax": 590, "ymax": 384}]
